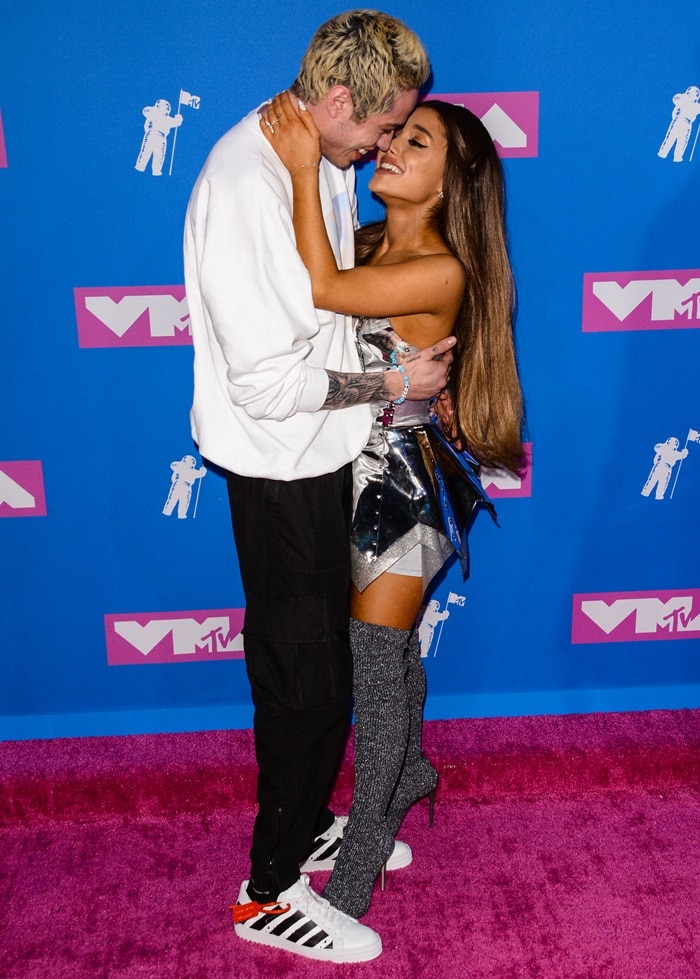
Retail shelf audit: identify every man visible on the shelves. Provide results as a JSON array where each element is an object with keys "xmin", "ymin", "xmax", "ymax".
[{"xmin": 184, "ymin": 11, "xmax": 452, "ymax": 963}]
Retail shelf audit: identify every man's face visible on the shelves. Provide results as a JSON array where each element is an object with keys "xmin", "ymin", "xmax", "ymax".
[{"xmin": 319, "ymin": 89, "xmax": 418, "ymax": 168}]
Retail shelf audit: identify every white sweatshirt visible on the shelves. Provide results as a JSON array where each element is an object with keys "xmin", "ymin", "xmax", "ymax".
[{"xmin": 184, "ymin": 107, "xmax": 372, "ymax": 479}]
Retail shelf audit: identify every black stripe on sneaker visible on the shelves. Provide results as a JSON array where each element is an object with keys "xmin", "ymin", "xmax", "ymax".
[
  {"xmin": 249, "ymin": 910, "xmax": 296, "ymax": 932},
  {"xmin": 269, "ymin": 911, "xmax": 305, "ymax": 936},
  {"xmin": 285, "ymin": 919, "xmax": 319, "ymax": 943},
  {"xmin": 303, "ymin": 929, "xmax": 332, "ymax": 948},
  {"xmin": 310, "ymin": 839, "xmax": 341, "ymax": 861}
]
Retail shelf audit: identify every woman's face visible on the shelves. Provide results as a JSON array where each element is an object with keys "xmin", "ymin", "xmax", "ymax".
[{"xmin": 368, "ymin": 105, "xmax": 447, "ymax": 206}]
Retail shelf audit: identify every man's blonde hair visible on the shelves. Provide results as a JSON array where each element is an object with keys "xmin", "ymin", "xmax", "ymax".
[{"xmin": 293, "ymin": 10, "xmax": 430, "ymax": 123}]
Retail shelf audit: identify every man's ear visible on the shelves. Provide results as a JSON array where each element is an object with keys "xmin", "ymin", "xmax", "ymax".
[{"xmin": 324, "ymin": 84, "xmax": 354, "ymax": 120}]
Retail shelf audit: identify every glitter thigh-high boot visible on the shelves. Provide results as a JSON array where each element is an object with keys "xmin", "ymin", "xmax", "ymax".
[{"xmin": 322, "ymin": 619, "xmax": 410, "ymax": 919}]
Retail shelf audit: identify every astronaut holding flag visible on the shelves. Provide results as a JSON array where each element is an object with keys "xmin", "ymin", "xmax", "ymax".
[
  {"xmin": 658, "ymin": 86, "xmax": 700, "ymax": 162},
  {"xmin": 642, "ymin": 426, "xmax": 699, "ymax": 500},
  {"xmin": 162, "ymin": 454, "xmax": 206, "ymax": 519},
  {"xmin": 135, "ymin": 99, "xmax": 182, "ymax": 176},
  {"xmin": 417, "ymin": 591, "xmax": 466, "ymax": 657},
  {"xmin": 134, "ymin": 89, "xmax": 201, "ymax": 177}
]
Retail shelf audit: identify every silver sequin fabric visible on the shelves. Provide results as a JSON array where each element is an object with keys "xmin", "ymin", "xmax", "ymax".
[{"xmin": 350, "ymin": 318, "xmax": 452, "ymax": 592}]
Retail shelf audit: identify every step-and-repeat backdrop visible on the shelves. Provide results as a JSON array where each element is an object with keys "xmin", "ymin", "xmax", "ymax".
[{"xmin": 2, "ymin": 1, "xmax": 698, "ymax": 738}]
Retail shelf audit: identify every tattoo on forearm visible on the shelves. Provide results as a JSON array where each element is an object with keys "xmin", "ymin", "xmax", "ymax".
[{"xmin": 323, "ymin": 370, "xmax": 395, "ymax": 409}]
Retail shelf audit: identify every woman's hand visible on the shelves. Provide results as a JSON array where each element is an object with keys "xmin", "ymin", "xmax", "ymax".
[{"xmin": 259, "ymin": 91, "xmax": 321, "ymax": 175}]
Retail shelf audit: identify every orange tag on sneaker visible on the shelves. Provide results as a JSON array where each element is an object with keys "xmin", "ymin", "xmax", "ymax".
[{"xmin": 230, "ymin": 900, "xmax": 291, "ymax": 924}]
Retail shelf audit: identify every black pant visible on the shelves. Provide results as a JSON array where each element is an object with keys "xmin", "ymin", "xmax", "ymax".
[{"xmin": 226, "ymin": 465, "xmax": 354, "ymax": 896}]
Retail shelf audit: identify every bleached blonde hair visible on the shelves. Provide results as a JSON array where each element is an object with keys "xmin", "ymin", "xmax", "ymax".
[{"xmin": 293, "ymin": 10, "xmax": 430, "ymax": 122}]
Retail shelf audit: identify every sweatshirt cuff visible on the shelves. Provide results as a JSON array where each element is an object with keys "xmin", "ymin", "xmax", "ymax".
[{"xmin": 298, "ymin": 365, "xmax": 330, "ymax": 413}]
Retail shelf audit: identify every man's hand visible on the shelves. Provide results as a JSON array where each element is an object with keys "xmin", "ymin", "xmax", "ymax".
[
  {"xmin": 387, "ymin": 336, "xmax": 456, "ymax": 401},
  {"xmin": 323, "ymin": 337, "xmax": 455, "ymax": 411}
]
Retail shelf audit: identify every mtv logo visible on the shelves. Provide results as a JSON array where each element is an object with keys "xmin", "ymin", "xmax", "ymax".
[
  {"xmin": 105, "ymin": 609, "xmax": 246, "ymax": 664},
  {"xmin": 582, "ymin": 270, "xmax": 700, "ymax": 332},
  {"xmin": 75, "ymin": 286, "xmax": 191, "ymax": 348},
  {"xmin": 0, "ymin": 110, "xmax": 7, "ymax": 168},
  {"xmin": 0, "ymin": 461, "xmax": 47, "ymax": 517},
  {"xmin": 429, "ymin": 92, "xmax": 539, "ymax": 158},
  {"xmin": 480, "ymin": 443, "xmax": 533, "ymax": 498},
  {"xmin": 571, "ymin": 589, "xmax": 700, "ymax": 644}
]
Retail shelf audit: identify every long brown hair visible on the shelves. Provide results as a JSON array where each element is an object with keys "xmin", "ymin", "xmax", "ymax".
[{"xmin": 356, "ymin": 100, "xmax": 525, "ymax": 474}]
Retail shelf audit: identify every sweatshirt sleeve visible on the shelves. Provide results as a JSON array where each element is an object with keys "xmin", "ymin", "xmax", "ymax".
[{"xmin": 186, "ymin": 145, "xmax": 331, "ymax": 422}]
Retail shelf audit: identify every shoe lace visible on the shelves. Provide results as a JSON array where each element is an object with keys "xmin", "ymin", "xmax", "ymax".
[{"xmin": 296, "ymin": 875, "xmax": 353, "ymax": 932}]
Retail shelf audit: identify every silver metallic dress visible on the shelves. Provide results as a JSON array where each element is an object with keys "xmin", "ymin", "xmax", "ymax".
[{"xmin": 351, "ymin": 317, "xmax": 453, "ymax": 592}]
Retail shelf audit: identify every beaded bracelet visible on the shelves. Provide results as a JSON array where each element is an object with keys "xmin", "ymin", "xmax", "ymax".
[{"xmin": 391, "ymin": 363, "xmax": 410, "ymax": 405}]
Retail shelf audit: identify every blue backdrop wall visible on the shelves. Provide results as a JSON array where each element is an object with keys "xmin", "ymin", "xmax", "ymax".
[{"xmin": 2, "ymin": 1, "xmax": 699, "ymax": 739}]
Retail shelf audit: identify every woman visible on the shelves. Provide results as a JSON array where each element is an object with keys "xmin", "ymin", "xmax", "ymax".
[{"xmin": 261, "ymin": 94, "xmax": 524, "ymax": 918}]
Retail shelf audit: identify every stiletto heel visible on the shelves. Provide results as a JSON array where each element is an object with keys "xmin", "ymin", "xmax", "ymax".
[
  {"xmin": 380, "ymin": 863, "xmax": 386, "ymax": 891},
  {"xmin": 386, "ymin": 758, "xmax": 438, "ymax": 837}
]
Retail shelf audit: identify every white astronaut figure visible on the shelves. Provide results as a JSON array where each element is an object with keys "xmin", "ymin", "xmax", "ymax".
[
  {"xmin": 163, "ymin": 455, "xmax": 206, "ymax": 518},
  {"xmin": 658, "ymin": 86, "xmax": 700, "ymax": 162},
  {"xmin": 641, "ymin": 437, "xmax": 688, "ymax": 500},
  {"xmin": 135, "ymin": 100, "xmax": 183, "ymax": 176},
  {"xmin": 417, "ymin": 599, "xmax": 451, "ymax": 657}
]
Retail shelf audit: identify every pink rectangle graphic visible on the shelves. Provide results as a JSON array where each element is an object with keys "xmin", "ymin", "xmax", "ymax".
[
  {"xmin": 572, "ymin": 589, "xmax": 700, "ymax": 644},
  {"xmin": 0, "ymin": 461, "xmax": 47, "ymax": 517},
  {"xmin": 75, "ymin": 286, "xmax": 191, "ymax": 348},
  {"xmin": 0, "ymin": 110, "xmax": 7, "ymax": 168},
  {"xmin": 105, "ymin": 609, "xmax": 246, "ymax": 664},
  {"xmin": 429, "ymin": 92, "xmax": 539, "ymax": 157},
  {"xmin": 582, "ymin": 270, "xmax": 700, "ymax": 332},
  {"xmin": 480, "ymin": 443, "xmax": 533, "ymax": 498}
]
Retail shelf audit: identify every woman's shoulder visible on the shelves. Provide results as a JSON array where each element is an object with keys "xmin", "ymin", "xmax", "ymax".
[
  {"xmin": 373, "ymin": 245, "xmax": 463, "ymax": 271},
  {"xmin": 396, "ymin": 250, "xmax": 467, "ymax": 290}
]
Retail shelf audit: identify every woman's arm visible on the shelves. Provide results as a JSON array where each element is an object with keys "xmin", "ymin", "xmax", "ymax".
[{"xmin": 260, "ymin": 93, "xmax": 465, "ymax": 325}]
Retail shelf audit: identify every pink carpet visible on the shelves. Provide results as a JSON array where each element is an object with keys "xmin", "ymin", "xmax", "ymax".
[{"xmin": 1, "ymin": 710, "xmax": 699, "ymax": 977}]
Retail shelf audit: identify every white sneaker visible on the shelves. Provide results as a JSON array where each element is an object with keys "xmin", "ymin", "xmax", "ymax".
[
  {"xmin": 300, "ymin": 815, "xmax": 413, "ymax": 872},
  {"xmin": 232, "ymin": 874, "xmax": 382, "ymax": 962}
]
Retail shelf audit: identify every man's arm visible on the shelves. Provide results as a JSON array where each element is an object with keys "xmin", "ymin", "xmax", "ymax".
[
  {"xmin": 324, "ymin": 370, "xmax": 395, "ymax": 409},
  {"xmin": 323, "ymin": 338, "xmax": 455, "ymax": 409}
]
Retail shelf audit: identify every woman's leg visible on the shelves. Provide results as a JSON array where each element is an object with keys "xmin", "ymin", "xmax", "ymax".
[
  {"xmin": 385, "ymin": 627, "xmax": 438, "ymax": 836},
  {"xmin": 353, "ymin": 572, "xmax": 438, "ymax": 836},
  {"xmin": 322, "ymin": 573, "xmax": 424, "ymax": 918},
  {"xmin": 351, "ymin": 572, "xmax": 425, "ymax": 632}
]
